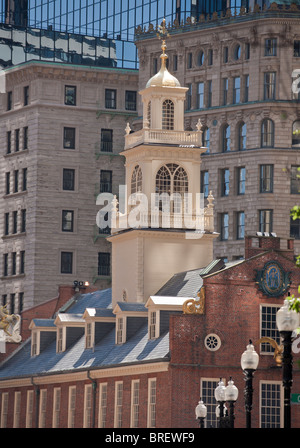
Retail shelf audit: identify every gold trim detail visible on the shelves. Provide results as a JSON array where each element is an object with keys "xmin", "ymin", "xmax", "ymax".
[{"xmin": 183, "ymin": 287, "xmax": 205, "ymax": 315}]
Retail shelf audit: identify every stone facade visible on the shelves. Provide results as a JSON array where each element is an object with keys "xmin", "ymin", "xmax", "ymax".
[
  {"xmin": 0, "ymin": 61, "xmax": 138, "ymax": 310},
  {"xmin": 135, "ymin": 6, "xmax": 300, "ymax": 261}
]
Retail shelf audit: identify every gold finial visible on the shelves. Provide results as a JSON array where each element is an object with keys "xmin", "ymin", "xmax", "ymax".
[{"xmin": 156, "ymin": 18, "xmax": 169, "ymax": 61}]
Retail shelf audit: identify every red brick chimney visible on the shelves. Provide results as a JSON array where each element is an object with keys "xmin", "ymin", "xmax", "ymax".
[{"xmin": 245, "ymin": 235, "xmax": 295, "ymax": 260}]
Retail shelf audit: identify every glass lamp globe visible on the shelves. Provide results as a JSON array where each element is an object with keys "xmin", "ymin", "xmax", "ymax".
[
  {"xmin": 214, "ymin": 379, "xmax": 226, "ymax": 402},
  {"xmin": 195, "ymin": 400, "xmax": 207, "ymax": 419},
  {"xmin": 276, "ymin": 299, "xmax": 299, "ymax": 332},
  {"xmin": 241, "ymin": 339, "xmax": 259, "ymax": 371},
  {"xmin": 225, "ymin": 377, "xmax": 239, "ymax": 402}
]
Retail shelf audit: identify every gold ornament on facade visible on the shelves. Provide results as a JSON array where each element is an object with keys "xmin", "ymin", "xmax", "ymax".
[
  {"xmin": 0, "ymin": 305, "xmax": 22, "ymax": 342},
  {"xmin": 183, "ymin": 287, "xmax": 205, "ymax": 315},
  {"xmin": 256, "ymin": 337, "xmax": 283, "ymax": 367}
]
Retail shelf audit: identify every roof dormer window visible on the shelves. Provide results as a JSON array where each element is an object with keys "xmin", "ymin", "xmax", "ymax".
[
  {"xmin": 149, "ymin": 311, "xmax": 159, "ymax": 339},
  {"xmin": 29, "ymin": 319, "xmax": 56, "ymax": 357},
  {"xmin": 85, "ymin": 322, "xmax": 94, "ymax": 349},
  {"xmin": 31, "ymin": 331, "xmax": 39, "ymax": 356},
  {"xmin": 116, "ymin": 317, "xmax": 125, "ymax": 345},
  {"xmin": 57, "ymin": 327, "xmax": 64, "ymax": 353}
]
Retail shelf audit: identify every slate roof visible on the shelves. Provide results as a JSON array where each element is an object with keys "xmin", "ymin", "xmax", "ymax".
[{"xmin": 0, "ymin": 262, "xmax": 223, "ymax": 380}]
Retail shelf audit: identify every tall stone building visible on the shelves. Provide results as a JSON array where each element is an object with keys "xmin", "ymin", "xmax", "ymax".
[
  {"xmin": 135, "ymin": 2, "xmax": 300, "ymax": 261},
  {"xmin": 0, "ymin": 61, "xmax": 138, "ymax": 310}
]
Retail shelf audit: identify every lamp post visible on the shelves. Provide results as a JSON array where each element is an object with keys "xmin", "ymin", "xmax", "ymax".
[
  {"xmin": 225, "ymin": 377, "xmax": 239, "ymax": 428},
  {"xmin": 276, "ymin": 298, "xmax": 299, "ymax": 429},
  {"xmin": 241, "ymin": 340, "xmax": 259, "ymax": 429},
  {"xmin": 214, "ymin": 379, "xmax": 227, "ymax": 428},
  {"xmin": 195, "ymin": 399, "xmax": 207, "ymax": 428}
]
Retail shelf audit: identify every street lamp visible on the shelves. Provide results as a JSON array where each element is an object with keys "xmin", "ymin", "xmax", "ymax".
[
  {"xmin": 241, "ymin": 340, "xmax": 259, "ymax": 428},
  {"xmin": 276, "ymin": 298, "xmax": 299, "ymax": 428},
  {"xmin": 225, "ymin": 377, "xmax": 239, "ymax": 428},
  {"xmin": 214, "ymin": 378, "xmax": 227, "ymax": 428},
  {"xmin": 195, "ymin": 399, "xmax": 207, "ymax": 428}
]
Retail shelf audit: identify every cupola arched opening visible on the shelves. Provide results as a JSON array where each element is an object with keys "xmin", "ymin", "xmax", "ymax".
[
  {"xmin": 155, "ymin": 163, "xmax": 188, "ymax": 212},
  {"xmin": 162, "ymin": 99, "xmax": 174, "ymax": 130},
  {"xmin": 131, "ymin": 165, "xmax": 143, "ymax": 194}
]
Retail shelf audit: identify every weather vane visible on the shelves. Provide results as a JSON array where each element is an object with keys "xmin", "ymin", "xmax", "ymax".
[{"xmin": 156, "ymin": 18, "xmax": 169, "ymax": 41}]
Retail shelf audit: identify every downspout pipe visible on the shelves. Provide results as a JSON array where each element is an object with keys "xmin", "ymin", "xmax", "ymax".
[{"xmin": 87, "ymin": 371, "xmax": 97, "ymax": 428}]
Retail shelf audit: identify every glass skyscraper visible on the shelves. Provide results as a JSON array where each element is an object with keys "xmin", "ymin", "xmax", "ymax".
[{"xmin": 0, "ymin": 0, "xmax": 280, "ymax": 69}]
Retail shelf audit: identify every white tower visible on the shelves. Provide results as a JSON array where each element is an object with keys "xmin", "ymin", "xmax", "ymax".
[{"xmin": 107, "ymin": 20, "xmax": 218, "ymax": 307}]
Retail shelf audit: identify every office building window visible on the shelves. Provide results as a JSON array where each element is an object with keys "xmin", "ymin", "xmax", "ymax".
[
  {"xmin": 4, "ymin": 213, "xmax": 9, "ymax": 236},
  {"xmin": 23, "ymin": 126, "xmax": 28, "ymax": 150},
  {"xmin": 292, "ymin": 120, "xmax": 300, "ymax": 146},
  {"xmin": 237, "ymin": 167, "xmax": 246, "ymax": 195},
  {"xmin": 208, "ymin": 49, "xmax": 213, "ymax": 66},
  {"xmin": 265, "ymin": 38, "xmax": 277, "ymax": 56},
  {"xmin": 186, "ymin": 84, "xmax": 192, "ymax": 110},
  {"xmin": 221, "ymin": 124, "xmax": 231, "ymax": 152},
  {"xmin": 234, "ymin": 44, "xmax": 241, "ymax": 60},
  {"xmin": 63, "ymin": 169, "xmax": 75, "ymax": 191},
  {"xmin": 14, "ymin": 170, "xmax": 19, "ymax": 193},
  {"xmin": 201, "ymin": 171, "xmax": 209, "ymax": 198},
  {"xmin": 197, "ymin": 50, "xmax": 204, "ymax": 66},
  {"xmin": 202, "ymin": 127, "xmax": 210, "ymax": 153},
  {"xmin": 290, "ymin": 216, "xmax": 300, "ymax": 239},
  {"xmin": 291, "ymin": 166, "xmax": 300, "ymax": 193},
  {"xmin": 264, "ymin": 72, "xmax": 276, "ymax": 100},
  {"xmin": 105, "ymin": 89, "xmax": 117, "ymax": 109},
  {"xmin": 259, "ymin": 209, "xmax": 273, "ymax": 233},
  {"xmin": 207, "ymin": 80, "xmax": 212, "ymax": 107},
  {"xmin": 125, "ymin": 91, "xmax": 136, "ymax": 111},
  {"xmin": 64, "ymin": 85, "xmax": 76, "ymax": 105},
  {"xmin": 261, "ymin": 119, "xmax": 274, "ymax": 147},
  {"xmin": 24, "ymin": 86, "xmax": 29, "ymax": 106},
  {"xmin": 13, "ymin": 211, "xmax": 17, "ymax": 234},
  {"xmin": 100, "ymin": 129, "xmax": 113, "ymax": 152},
  {"xmin": 294, "ymin": 40, "xmax": 300, "ymax": 57},
  {"xmin": 61, "ymin": 252, "xmax": 73, "ymax": 274},
  {"xmin": 244, "ymin": 75, "xmax": 249, "ymax": 102},
  {"xmin": 187, "ymin": 52, "xmax": 193, "ymax": 68},
  {"xmin": 3, "ymin": 254, "xmax": 8, "ymax": 277},
  {"xmin": 100, "ymin": 170, "xmax": 112, "ymax": 193},
  {"xmin": 197, "ymin": 82, "xmax": 204, "ymax": 108},
  {"xmin": 63, "ymin": 127, "xmax": 75, "ymax": 149},
  {"xmin": 173, "ymin": 54, "xmax": 178, "ymax": 71},
  {"xmin": 18, "ymin": 292, "xmax": 24, "ymax": 314},
  {"xmin": 221, "ymin": 169, "xmax": 230, "ymax": 196},
  {"xmin": 7, "ymin": 91, "xmax": 12, "ymax": 111},
  {"xmin": 238, "ymin": 122, "xmax": 247, "ymax": 150},
  {"xmin": 6, "ymin": 131, "xmax": 11, "ymax": 154},
  {"xmin": 98, "ymin": 252, "xmax": 110, "ymax": 276},
  {"xmin": 260, "ymin": 164, "xmax": 273, "ymax": 193},
  {"xmin": 222, "ymin": 78, "xmax": 228, "ymax": 105},
  {"xmin": 260, "ymin": 382, "xmax": 281, "ymax": 428},
  {"xmin": 237, "ymin": 211, "xmax": 245, "ymax": 239},
  {"xmin": 12, "ymin": 252, "xmax": 16, "ymax": 275},
  {"xmin": 223, "ymin": 46, "xmax": 228, "ymax": 63},
  {"xmin": 233, "ymin": 77, "xmax": 240, "ymax": 103},
  {"xmin": 62, "ymin": 210, "xmax": 74, "ymax": 232},
  {"xmin": 22, "ymin": 168, "xmax": 27, "ymax": 191},
  {"xmin": 20, "ymin": 250, "xmax": 25, "ymax": 275},
  {"xmin": 220, "ymin": 213, "xmax": 229, "ymax": 240},
  {"xmin": 15, "ymin": 129, "xmax": 20, "ymax": 152},
  {"xmin": 5, "ymin": 172, "xmax": 10, "ymax": 195}
]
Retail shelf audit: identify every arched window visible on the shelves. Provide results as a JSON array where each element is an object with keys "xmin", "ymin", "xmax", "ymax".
[
  {"xmin": 162, "ymin": 99, "xmax": 174, "ymax": 130},
  {"xmin": 292, "ymin": 120, "xmax": 300, "ymax": 146},
  {"xmin": 197, "ymin": 50, "xmax": 204, "ymax": 66},
  {"xmin": 202, "ymin": 127, "xmax": 210, "ymax": 154},
  {"xmin": 131, "ymin": 165, "xmax": 142, "ymax": 194},
  {"xmin": 261, "ymin": 119, "xmax": 274, "ymax": 147},
  {"xmin": 155, "ymin": 164, "xmax": 188, "ymax": 211},
  {"xmin": 222, "ymin": 124, "xmax": 231, "ymax": 152},
  {"xmin": 238, "ymin": 122, "xmax": 247, "ymax": 150}
]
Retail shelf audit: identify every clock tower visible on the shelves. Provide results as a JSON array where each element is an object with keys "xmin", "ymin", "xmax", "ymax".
[{"xmin": 107, "ymin": 21, "xmax": 218, "ymax": 307}]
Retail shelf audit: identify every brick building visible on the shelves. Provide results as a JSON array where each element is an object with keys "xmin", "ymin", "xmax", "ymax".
[{"xmin": 0, "ymin": 235, "xmax": 299, "ymax": 428}]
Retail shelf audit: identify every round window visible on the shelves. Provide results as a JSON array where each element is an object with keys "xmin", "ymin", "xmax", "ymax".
[{"xmin": 205, "ymin": 334, "xmax": 221, "ymax": 351}]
